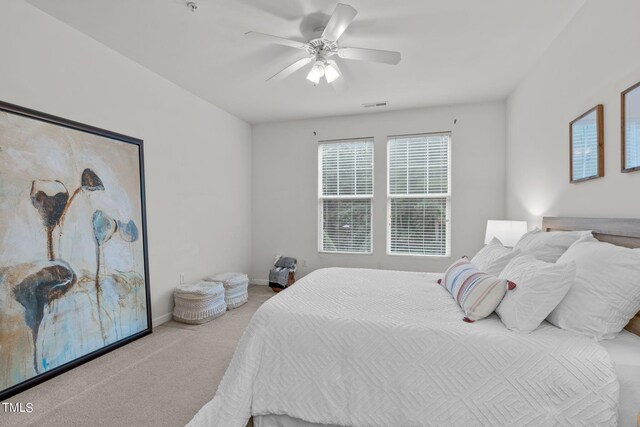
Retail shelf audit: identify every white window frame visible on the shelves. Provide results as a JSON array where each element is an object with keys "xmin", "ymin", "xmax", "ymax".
[
  {"xmin": 386, "ymin": 132, "xmax": 451, "ymax": 257},
  {"xmin": 318, "ymin": 138, "xmax": 374, "ymax": 255}
]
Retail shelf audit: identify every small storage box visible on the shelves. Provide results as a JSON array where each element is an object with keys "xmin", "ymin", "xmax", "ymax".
[
  {"xmin": 205, "ymin": 272, "xmax": 249, "ymax": 310},
  {"xmin": 173, "ymin": 281, "xmax": 226, "ymax": 324}
]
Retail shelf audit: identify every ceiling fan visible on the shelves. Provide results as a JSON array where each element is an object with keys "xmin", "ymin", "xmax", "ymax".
[{"xmin": 245, "ymin": 3, "xmax": 402, "ymax": 88}]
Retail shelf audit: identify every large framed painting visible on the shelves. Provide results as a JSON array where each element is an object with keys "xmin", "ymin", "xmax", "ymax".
[
  {"xmin": 569, "ymin": 104, "xmax": 604, "ymax": 183},
  {"xmin": 0, "ymin": 101, "xmax": 151, "ymax": 400},
  {"xmin": 622, "ymin": 81, "xmax": 640, "ymax": 173}
]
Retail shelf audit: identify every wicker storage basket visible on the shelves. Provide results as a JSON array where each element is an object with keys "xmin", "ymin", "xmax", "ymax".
[
  {"xmin": 173, "ymin": 281, "xmax": 226, "ymax": 324},
  {"xmin": 205, "ymin": 272, "xmax": 249, "ymax": 310}
]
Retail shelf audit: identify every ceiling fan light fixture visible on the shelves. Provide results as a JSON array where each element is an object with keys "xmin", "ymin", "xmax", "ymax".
[
  {"xmin": 306, "ymin": 60, "xmax": 325, "ymax": 84},
  {"xmin": 306, "ymin": 69, "xmax": 321, "ymax": 84},
  {"xmin": 247, "ymin": 3, "xmax": 402, "ymax": 88},
  {"xmin": 324, "ymin": 63, "xmax": 340, "ymax": 83}
]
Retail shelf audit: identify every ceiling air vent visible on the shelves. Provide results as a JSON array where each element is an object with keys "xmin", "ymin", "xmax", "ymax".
[{"xmin": 362, "ymin": 101, "xmax": 388, "ymax": 108}]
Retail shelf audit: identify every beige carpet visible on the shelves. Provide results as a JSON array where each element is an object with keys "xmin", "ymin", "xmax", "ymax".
[{"xmin": 1, "ymin": 285, "xmax": 273, "ymax": 427}]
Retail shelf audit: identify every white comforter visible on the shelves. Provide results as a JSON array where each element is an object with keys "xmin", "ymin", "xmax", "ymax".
[{"xmin": 188, "ymin": 268, "xmax": 619, "ymax": 427}]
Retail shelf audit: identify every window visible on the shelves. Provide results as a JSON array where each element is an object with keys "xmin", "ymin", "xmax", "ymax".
[
  {"xmin": 387, "ymin": 133, "xmax": 450, "ymax": 256},
  {"xmin": 319, "ymin": 139, "xmax": 373, "ymax": 253},
  {"xmin": 570, "ymin": 108, "xmax": 601, "ymax": 181},
  {"xmin": 625, "ymin": 118, "xmax": 640, "ymax": 169}
]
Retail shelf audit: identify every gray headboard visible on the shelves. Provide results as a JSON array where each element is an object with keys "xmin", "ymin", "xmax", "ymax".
[{"xmin": 542, "ymin": 216, "xmax": 640, "ymax": 249}]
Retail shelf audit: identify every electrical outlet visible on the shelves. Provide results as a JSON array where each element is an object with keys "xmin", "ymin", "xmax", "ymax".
[
  {"xmin": 180, "ymin": 273, "xmax": 185, "ymax": 284},
  {"xmin": 301, "ymin": 259, "xmax": 308, "ymax": 267}
]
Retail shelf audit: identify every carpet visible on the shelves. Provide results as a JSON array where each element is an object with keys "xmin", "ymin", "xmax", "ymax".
[{"xmin": 0, "ymin": 285, "xmax": 273, "ymax": 427}]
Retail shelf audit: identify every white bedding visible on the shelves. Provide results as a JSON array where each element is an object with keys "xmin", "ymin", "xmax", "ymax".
[
  {"xmin": 254, "ymin": 330, "xmax": 640, "ymax": 427},
  {"xmin": 187, "ymin": 268, "xmax": 619, "ymax": 427},
  {"xmin": 601, "ymin": 330, "xmax": 640, "ymax": 426}
]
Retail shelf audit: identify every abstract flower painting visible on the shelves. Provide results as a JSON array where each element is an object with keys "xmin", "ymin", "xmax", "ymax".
[{"xmin": 0, "ymin": 101, "xmax": 151, "ymax": 399}]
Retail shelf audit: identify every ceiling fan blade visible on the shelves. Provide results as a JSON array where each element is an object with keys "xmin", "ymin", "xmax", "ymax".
[
  {"xmin": 322, "ymin": 3, "xmax": 357, "ymax": 42},
  {"xmin": 338, "ymin": 47, "xmax": 401, "ymax": 65},
  {"xmin": 267, "ymin": 56, "xmax": 313, "ymax": 82},
  {"xmin": 245, "ymin": 31, "xmax": 308, "ymax": 49}
]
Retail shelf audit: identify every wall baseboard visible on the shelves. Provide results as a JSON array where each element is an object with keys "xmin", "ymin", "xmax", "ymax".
[
  {"xmin": 152, "ymin": 312, "xmax": 173, "ymax": 328},
  {"xmin": 251, "ymin": 279, "xmax": 269, "ymax": 286}
]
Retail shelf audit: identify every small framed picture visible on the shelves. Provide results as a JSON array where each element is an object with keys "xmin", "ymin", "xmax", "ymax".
[
  {"xmin": 622, "ymin": 81, "xmax": 640, "ymax": 173},
  {"xmin": 570, "ymin": 104, "xmax": 604, "ymax": 183}
]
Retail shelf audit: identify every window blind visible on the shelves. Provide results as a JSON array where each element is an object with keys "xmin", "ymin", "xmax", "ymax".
[
  {"xmin": 321, "ymin": 199, "xmax": 372, "ymax": 253},
  {"xmin": 321, "ymin": 141, "xmax": 373, "ymax": 196},
  {"xmin": 319, "ymin": 139, "xmax": 373, "ymax": 253},
  {"xmin": 625, "ymin": 119, "xmax": 640, "ymax": 167},
  {"xmin": 572, "ymin": 120, "xmax": 598, "ymax": 180},
  {"xmin": 389, "ymin": 134, "xmax": 449, "ymax": 195},
  {"xmin": 389, "ymin": 198, "xmax": 447, "ymax": 255},
  {"xmin": 388, "ymin": 134, "xmax": 450, "ymax": 256}
]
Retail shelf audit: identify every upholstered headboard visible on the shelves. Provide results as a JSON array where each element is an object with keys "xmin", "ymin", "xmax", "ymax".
[{"xmin": 542, "ymin": 217, "xmax": 640, "ymax": 336}]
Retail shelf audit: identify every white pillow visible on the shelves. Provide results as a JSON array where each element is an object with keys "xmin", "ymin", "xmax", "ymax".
[
  {"xmin": 471, "ymin": 238, "xmax": 521, "ymax": 276},
  {"xmin": 547, "ymin": 240, "xmax": 640, "ymax": 340},
  {"xmin": 514, "ymin": 228, "xmax": 592, "ymax": 262},
  {"xmin": 496, "ymin": 255, "xmax": 576, "ymax": 333}
]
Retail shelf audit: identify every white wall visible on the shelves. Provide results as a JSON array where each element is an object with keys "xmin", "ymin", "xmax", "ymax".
[
  {"xmin": 0, "ymin": 0, "xmax": 252, "ymax": 325},
  {"xmin": 506, "ymin": 0, "xmax": 640, "ymax": 226},
  {"xmin": 251, "ymin": 102, "xmax": 506, "ymax": 281}
]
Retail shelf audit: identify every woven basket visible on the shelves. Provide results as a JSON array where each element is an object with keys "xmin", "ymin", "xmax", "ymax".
[
  {"xmin": 225, "ymin": 283, "xmax": 249, "ymax": 309},
  {"xmin": 204, "ymin": 273, "xmax": 249, "ymax": 310},
  {"xmin": 173, "ymin": 281, "xmax": 227, "ymax": 324}
]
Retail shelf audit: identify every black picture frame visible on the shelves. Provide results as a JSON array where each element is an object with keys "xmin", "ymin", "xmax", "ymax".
[{"xmin": 0, "ymin": 100, "xmax": 152, "ymax": 401}]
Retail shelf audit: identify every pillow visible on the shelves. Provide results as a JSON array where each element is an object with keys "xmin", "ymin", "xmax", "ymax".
[
  {"xmin": 496, "ymin": 255, "xmax": 576, "ymax": 333},
  {"xmin": 471, "ymin": 238, "xmax": 521, "ymax": 276},
  {"xmin": 514, "ymin": 228, "xmax": 592, "ymax": 262},
  {"xmin": 439, "ymin": 258, "xmax": 516, "ymax": 322},
  {"xmin": 547, "ymin": 240, "xmax": 640, "ymax": 340}
]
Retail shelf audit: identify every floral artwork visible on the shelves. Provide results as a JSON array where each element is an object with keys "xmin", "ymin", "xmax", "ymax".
[{"xmin": 0, "ymin": 102, "xmax": 150, "ymax": 399}]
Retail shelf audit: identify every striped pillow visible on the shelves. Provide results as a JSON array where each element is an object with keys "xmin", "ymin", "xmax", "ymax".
[{"xmin": 439, "ymin": 258, "xmax": 516, "ymax": 322}]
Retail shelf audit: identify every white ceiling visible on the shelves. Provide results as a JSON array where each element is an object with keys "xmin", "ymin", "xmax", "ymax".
[{"xmin": 27, "ymin": 0, "xmax": 584, "ymax": 124}]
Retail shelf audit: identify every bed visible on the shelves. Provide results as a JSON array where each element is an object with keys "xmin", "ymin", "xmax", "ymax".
[{"xmin": 188, "ymin": 217, "xmax": 640, "ymax": 427}]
